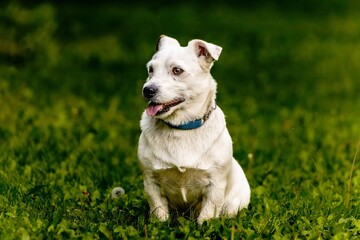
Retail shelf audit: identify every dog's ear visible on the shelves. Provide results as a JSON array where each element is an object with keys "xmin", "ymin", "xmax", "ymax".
[
  {"xmin": 188, "ymin": 39, "xmax": 222, "ymax": 63},
  {"xmin": 156, "ymin": 35, "xmax": 180, "ymax": 51}
]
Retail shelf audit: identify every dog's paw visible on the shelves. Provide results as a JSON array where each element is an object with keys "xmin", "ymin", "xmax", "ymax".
[
  {"xmin": 221, "ymin": 198, "xmax": 249, "ymax": 217},
  {"xmin": 197, "ymin": 213, "xmax": 215, "ymax": 225},
  {"xmin": 197, "ymin": 210, "xmax": 216, "ymax": 225},
  {"xmin": 221, "ymin": 204, "xmax": 239, "ymax": 218},
  {"xmin": 197, "ymin": 216, "xmax": 206, "ymax": 225},
  {"xmin": 151, "ymin": 207, "xmax": 170, "ymax": 222}
]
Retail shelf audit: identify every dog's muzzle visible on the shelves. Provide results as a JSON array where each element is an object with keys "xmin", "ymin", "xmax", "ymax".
[{"xmin": 142, "ymin": 84, "xmax": 185, "ymax": 117}]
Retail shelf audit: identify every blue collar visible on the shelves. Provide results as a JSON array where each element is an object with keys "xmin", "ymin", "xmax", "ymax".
[
  {"xmin": 163, "ymin": 118, "xmax": 204, "ymax": 130},
  {"xmin": 162, "ymin": 105, "xmax": 216, "ymax": 130}
]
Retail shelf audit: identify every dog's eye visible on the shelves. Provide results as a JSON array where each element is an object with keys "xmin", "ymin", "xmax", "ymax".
[
  {"xmin": 148, "ymin": 66, "xmax": 154, "ymax": 74},
  {"xmin": 172, "ymin": 67, "xmax": 184, "ymax": 76}
]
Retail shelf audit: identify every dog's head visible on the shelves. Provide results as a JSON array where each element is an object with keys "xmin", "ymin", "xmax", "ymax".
[{"xmin": 142, "ymin": 35, "xmax": 222, "ymax": 122}]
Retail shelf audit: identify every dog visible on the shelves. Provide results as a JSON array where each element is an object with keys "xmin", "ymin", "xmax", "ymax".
[{"xmin": 138, "ymin": 35, "xmax": 250, "ymax": 224}]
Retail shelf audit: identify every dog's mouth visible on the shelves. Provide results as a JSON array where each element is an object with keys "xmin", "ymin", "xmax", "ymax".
[{"xmin": 146, "ymin": 98, "xmax": 185, "ymax": 116}]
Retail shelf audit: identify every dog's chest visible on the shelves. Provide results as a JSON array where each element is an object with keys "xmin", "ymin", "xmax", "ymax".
[
  {"xmin": 146, "ymin": 127, "xmax": 215, "ymax": 169},
  {"xmin": 153, "ymin": 167, "xmax": 211, "ymax": 209}
]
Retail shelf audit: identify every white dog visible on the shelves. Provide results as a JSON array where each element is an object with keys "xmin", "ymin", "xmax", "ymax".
[{"xmin": 138, "ymin": 35, "xmax": 250, "ymax": 224}]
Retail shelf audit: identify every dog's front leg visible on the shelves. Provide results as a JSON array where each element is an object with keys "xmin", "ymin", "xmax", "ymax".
[
  {"xmin": 143, "ymin": 174, "xmax": 169, "ymax": 221},
  {"xmin": 197, "ymin": 179, "xmax": 226, "ymax": 224}
]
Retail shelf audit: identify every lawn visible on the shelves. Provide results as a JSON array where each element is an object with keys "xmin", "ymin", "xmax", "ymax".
[{"xmin": 0, "ymin": 1, "xmax": 359, "ymax": 239}]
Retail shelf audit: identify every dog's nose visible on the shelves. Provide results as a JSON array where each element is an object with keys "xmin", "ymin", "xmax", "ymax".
[{"xmin": 143, "ymin": 85, "xmax": 158, "ymax": 100}]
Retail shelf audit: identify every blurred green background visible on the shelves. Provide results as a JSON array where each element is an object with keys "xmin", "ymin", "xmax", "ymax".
[{"xmin": 0, "ymin": 0, "xmax": 359, "ymax": 238}]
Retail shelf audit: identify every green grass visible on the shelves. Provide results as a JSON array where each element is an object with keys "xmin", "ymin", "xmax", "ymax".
[{"xmin": 0, "ymin": 1, "xmax": 360, "ymax": 239}]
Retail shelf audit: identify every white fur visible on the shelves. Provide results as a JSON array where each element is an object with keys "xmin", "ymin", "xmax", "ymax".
[{"xmin": 138, "ymin": 35, "xmax": 250, "ymax": 224}]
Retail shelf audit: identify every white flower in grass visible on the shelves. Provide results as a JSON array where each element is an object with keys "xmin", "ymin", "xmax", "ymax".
[{"xmin": 112, "ymin": 187, "xmax": 125, "ymax": 198}]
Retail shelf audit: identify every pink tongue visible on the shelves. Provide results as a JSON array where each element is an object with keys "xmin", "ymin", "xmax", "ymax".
[{"xmin": 146, "ymin": 104, "xmax": 163, "ymax": 116}]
